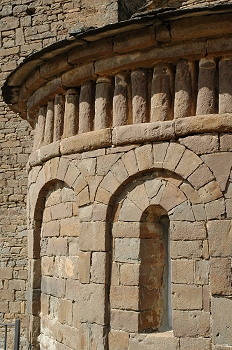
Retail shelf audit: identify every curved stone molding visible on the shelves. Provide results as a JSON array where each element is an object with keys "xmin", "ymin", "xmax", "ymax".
[{"xmin": 26, "ymin": 114, "xmax": 232, "ymax": 169}]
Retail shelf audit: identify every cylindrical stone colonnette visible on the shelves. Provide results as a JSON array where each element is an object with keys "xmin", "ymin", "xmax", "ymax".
[
  {"xmin": 63, "ymin": 88, "xmax": 79, "ymax": 138},
  {"xmin": 196, "ymin": 58, "xmax": 216, "ymax": 115},
  {"xmin": 174, "ymin": 59, "xmax": 195, "ymax": 118},
  {"xmin": 33, "ymin": 105, "xmax": 46, "ymax": 150},
  {"xmin": 131, "ymin": 69, "xmax": 147, "ymax": 124},
  {"xmin": 219, "ymin": 57, "xmax": 232, "ymax": 113},
  {"xmin": 113, "ymin": 73, "xmax": 128, "ymax": 126},
  {"xmin": 43, "ymin": 101, "xmax": 54, "ymax": 145},
  {"xmin": 150, "ymin": 63, "xmax": 173, "ymax": 121},
  {"xmin": 95, "ymin": 76, "xmax": 113, "ymax": 130},
  {"xmin": 53, "ymin": 94, "xmax": 64, "ymax": 142},
  {"xmin": 79, "ymin": 81, "xmax": 94, "ymax": 134}
]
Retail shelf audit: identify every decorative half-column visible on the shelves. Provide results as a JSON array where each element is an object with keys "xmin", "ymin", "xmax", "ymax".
[
  {"xmin": 113, "ymin": 73, "xmax": 128, "ymax": 126},
  {"xmin": 150, "ymin": 63, "xmax": 173, "ymax": 121},
  {"xmin": 131, "ymin": 69, "xmax": 148, "ymax": 124},
  {"xmin": 219, "ymin": 57, "xmax": 232, "ymax": 113},
  {"xmin": 196, "ymin": 58, "xmax": 216, "ymax": 115},
  {"xmin": 63, "ymin": 89, "xmax": 79, "ymax": 138},
  {"xmin": 95, "ymin": 76, "xmax": 113, "ymax": 130}
]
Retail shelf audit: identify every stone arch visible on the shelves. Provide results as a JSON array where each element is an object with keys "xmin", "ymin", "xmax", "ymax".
[
  {"xmin": 28, "ymin": 179, "xmax": 80, "ymax": 349},
  {"xmin": 107, "ymin": 170, "xmax": 208, "ymax": 348},
  {"xmin": 28, "ymin": 157, "xmax": 89, "ymax": 226}
]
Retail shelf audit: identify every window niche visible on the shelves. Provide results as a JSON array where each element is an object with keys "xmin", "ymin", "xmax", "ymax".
[
  {"xmin": 110, "ymin": 204, "xmax": 172, "ymax": 335},
  {"xmin": 139, "ymin": 204, "xmax": 171, "ymax": 332}
]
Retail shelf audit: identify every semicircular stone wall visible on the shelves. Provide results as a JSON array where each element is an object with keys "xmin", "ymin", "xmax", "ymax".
[{"xmin": 4, "ymin": 9, "xmax": 232, "ymax": 350}]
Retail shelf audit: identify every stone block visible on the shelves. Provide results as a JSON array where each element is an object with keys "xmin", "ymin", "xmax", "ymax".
[
  {"xmin": 175, "ymin": 149, "xmax": 202, "ymax": 179},
  {"xmin": 61, "ymin": 62, "xmax": 95, "ymax": 87},
  {"xmin": 41, "ymin": 276, "xmax": 65, "ymax": 298},
  {"xmin": 122, "ymin": 149, "xmax": 139, "ymax": 176},
  {"xmin": 198, "ymin": 181, "xmax": 222, "ymax": 204},
  {"xmin": 64, "ymin": 162, "xmax": 81, "ymax": 189},
  {"xmin": 220, "ymin": 134, "xmax": 232, "ymax": 151},
  {"xmin": 172, "ymin": 259, "xmax": 194, "ymax": 284},
  {"xmin": 51, "ymin": 202, "xmax": 73, "ymax": 220},
  {"xmin": 60, "ymin": 129, "xmax": 112, "ymax": 155},
  {"xmin": 39, "ymin": 141, "xmax": 60, "ymax": 163},
  {"xmin": 179, "ymin": 182, "xmax": 201, "ymax": 204},
  {"xmin": 60, "ymin": 217, "xmax": 80, "ymax": 237},
  {"xmin": 179, "ymin": 134, "xmax": 219, "ymax": 154},
  {"xmin": 153, "ymin": 141, "xmax": 169, "ymax": 165},
  {"xmin": 205, "ymin": 198, "xmax": 225, "ymax": 220},
  {"xmin": 195, "ymin": 260, "xmax": 209, "ymax": 285},
  {"xmin": 112, "ymin": 122, "xmax": 175, "ymax": 146},
  {"xmin": 114, "ymin": 238, "xmax": 140, "ymax": 263},
  {"xmin": 78, "ymin": 251, "xmax": 91, "ymax": 284},
  {"xmin": 91, "ymin": 252, "xmax": 110, "ymax": 284},
  {"xmin": 41, "ymin": 256, "xmax": 54, "ymax": 277},
  {"xmin": 212, "ymin": 296, "xmax": 232, "ymax": 346},
  {"xmin": 159, "ymin": 182, "xmax": 186, "ymax": 211},
  {"xmin": 79, "ymin": 222, "xmax": 109, "ymax": 251},
  {"xmin": 46, "ymin": 237, "xmax": 68, "ymax": 256},
  {"xmin": 129, "ymin": 333, "xmax": 179, "ymax": 350},
  {"xmin": 57, "ymin": 299, "xmax": 73, "ymax": 326},
  {"xmin": 120, "ymin": 263, "xmax": 140, "ymax": 286},
  {"xmin": 171, "ymin": 240, "xmax": 203, "ymax": 259},
  {"xmin": 111, "ymin": 309, "xmax": 139, "ymax": 333},
  {"xmin": 40, "ymin": 54, "xmax": 71, "ymax": 79},
  {"xmin": 172, "ymin": 284, "xmax": 202, "ymax": 310},
  {"xmin": 79, "ymin": 283, "xmax": 107, "ymax": 325},
  {"xmin": 208, "ymin": 220, "xmax": 232, "ymax": 257},
  {"xmin": 62, "ymin": 324, "xmax": 79, "ymax": 348},
  {"xmin": 113, "ymin": 26, "xmax": 156, "ymax": 53},
  {"xmin": 210, "ymin": 257, "xmax": 231, "ymax": 295},
  {"xmin": 118, "ymin": 198, "xmax": 142, "ymax": 222},
  {"xmin": 188, "ymin": 164, "xmax": 214, "ymax": 190},
  {"xmin": 173, "ymin": 310, "xmax": 210, "ymax": 337},
  {"xmin": 170, "ymin": 221, "xmax": 207, "ymax": 240},
  {"xmin": 42, "ymin": 220, "xmax": 59, "ymax": 237},
  {"xmin": 163, "ymin": 142, "xmax": 185, "ymax": 171},
  {"xmin": 65, "ymin": 279, "xmax": 79, "ymax": 302},
  {"xmin": 180, "ymin": 337, "xmax": 211, "ymax": 350},
  {"xmin": 202, "ymin": 153, "xmax": 232, "ymax": 191},
  {"xmin": 28, "ymin": 78, "xmax": 65, "ymax": 113},
  {"xmin": 0, "ymin": 267, "xmax": 12, "ymax": 279},
  {"xmin": 68, "ymin": 38, "xmax": 113, "ymax": 64},
  {"xmin": 108, "ymin": 330, "xmax": 129, "ymax": 350},
  {"xmin": 110, "ymin": 285, "xmax": 139, "ymax": 310},
  {"xmin": 100, "ymin": 171, "xmax": 121, "ymax": 194}
]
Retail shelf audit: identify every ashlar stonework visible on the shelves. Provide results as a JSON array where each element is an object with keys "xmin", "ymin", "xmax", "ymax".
[{"xmin": 2, "ymin": 0, "xmax": 232, "ymax": 349}]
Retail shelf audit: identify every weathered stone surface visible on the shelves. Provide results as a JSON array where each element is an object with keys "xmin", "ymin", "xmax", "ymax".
[
  {"xmin": 173, "ymin": 310, "xmax": 210, "ymax": 337},
  {"xmin": 108, "ymin": 330, "xmax": 129, "ymax": 350},
  {"xmin": 212, "ymin": 296, "xmax": 232, "ymax": 346},
  {"xmin": 201, "ymin": 153, "xmax": 232, "ymax": 191},
  {"xmin": 179, "ymin": 134, "xmax": 219, "ymax": 154},
  {"xmin": 112, "ymin": 121, "xmax": 175, "ymax": 146},
  {"xmin": 172, "ymin": 259, "xmax": 194, "ymax": 284},
  {"xmin": 180, "ymin": 337, "xmax": 211, "ymax": 350},
  {"xmin": 172, "ymin": 284, "xmax": 202, "ymax": 310},
  {"xmin": 61, "ymin": 129, "xmax": 112, "ymax": 154},
  {"xmin": 196, "ymin": 57, "xmax": 216, "ymax": 115},
  {"xmin": 210, "ymin": 257, "xmax": 231, "ymax": 295},
  {"xmin": 208, "ymin": 220, "xmax": 232, "ymax": 257},
  {"xmin": 170, "ymin": 221, "xmax": 206, "ymax": 241},
  {"xmin": 78, "ymin": 283, "xmax": 106, "ymax": 324},
  {"xmin": 129, "ymin": 332, "xmax": 179, "ymax": 350}
]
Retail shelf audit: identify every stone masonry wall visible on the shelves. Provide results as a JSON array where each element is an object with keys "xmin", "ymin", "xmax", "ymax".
[{"xmin": 0, "ymin": 1, "xmax": 119, "ymax": 348}]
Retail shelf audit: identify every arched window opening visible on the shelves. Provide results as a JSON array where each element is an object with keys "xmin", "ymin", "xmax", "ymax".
[
  {"xmin": 110, "ymin": 203, "xmax": 172, "ymax": 335},
  {"xmin": 139, "ymin": 205, "xmax": 171, "ymax": 332}
]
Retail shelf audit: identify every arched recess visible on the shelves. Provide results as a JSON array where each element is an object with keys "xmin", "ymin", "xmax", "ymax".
[
  {"xmin": 28, "ymin": 179, "xmax": 80, "ymax": 349},
  {"xmin": 108, "ymin": 171, "xmax": 208, "ymax": 347}
]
